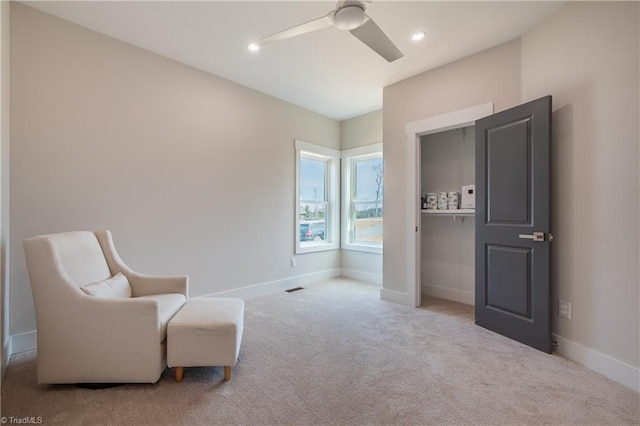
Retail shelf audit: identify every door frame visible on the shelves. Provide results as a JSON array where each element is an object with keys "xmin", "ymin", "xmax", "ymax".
[{"xmin": 405, "ymin": 103, "xmax": 494, "ymax": 308}]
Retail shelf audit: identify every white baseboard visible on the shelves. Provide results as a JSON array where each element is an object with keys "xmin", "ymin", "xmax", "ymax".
[
  {"xmin": 202, "ymin": 269, "xmax": 342, "ymax": 300},
  {"xmin": 2, "ymin": 337, "xmax": 11, "ymax": 380},
  {"xmin": 10, "ymin": 330, "xmax": 37, "ymax": 355},
  {"xmin": 380, "ymin": 288, "xmax": 411, "ymax": 305},
  {"xmin": 340, "ymin": 268, "xmax": 382, "ymax": 286},
  {"xmin": 553, "ymin": 333, "xmax": 639, "ymax": 392},
  {"xmin": 422, "ymin": 284, "xmax": 474, "ymax": 306}
]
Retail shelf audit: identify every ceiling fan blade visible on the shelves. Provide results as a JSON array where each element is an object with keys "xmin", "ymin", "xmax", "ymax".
[
  {"xmin": 257, "ymin": 13, "xmax": 333, "ymax": 47},
  {"xmin": 349, "ymin": 16, "xmax": 403, "ymax": 62}
]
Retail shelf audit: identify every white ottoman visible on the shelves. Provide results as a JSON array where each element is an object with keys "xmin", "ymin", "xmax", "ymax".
[{"xmin": 167, "ymin": 298, "xmax": 244, "ymax": 382}]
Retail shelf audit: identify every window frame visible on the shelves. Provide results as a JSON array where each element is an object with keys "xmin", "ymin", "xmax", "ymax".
[
  {"xmin": 295, "ymin": 139, "xmax": 340, "ymax": 254},
  {"xmin": 341, "ymin": 143, "xmax": 383, "ymax": 254}
]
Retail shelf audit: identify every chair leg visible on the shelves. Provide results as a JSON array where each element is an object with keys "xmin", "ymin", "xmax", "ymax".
[
  {"xmin": 224, "ymin": 366, "xmax": 231, "ymax": 381},
  {"xmin": 175, "ymin": 367, "xmax": 183, "ymax": 382}
]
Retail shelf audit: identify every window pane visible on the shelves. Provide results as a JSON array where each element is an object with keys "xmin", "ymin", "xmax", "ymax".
[
  {"xmin": 300, "ymin": 220, "xmax": 327, "ymax": 243},
  {"xmin": 300, "ymin": 157, "xmax": 326, "ymax": 201},
  {"xmin": 295, "ymin": 140, "xmax": 339, "ymax": 254},
  {"xmin": 354, "ymin": 158, "xmax": 383, "ymax": 202},
  {"xmin": 353, "ymin": 203, "xmax": 383, "ymax": 243},
  {"xmin": 300, "ymin": 202, "xmax": 326, "ymax": 221},
  {"xmin": 300, "ymin": 201, "xmax": 327, "ymax": 243}
]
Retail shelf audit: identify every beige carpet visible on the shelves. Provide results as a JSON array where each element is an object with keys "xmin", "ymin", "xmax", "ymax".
[{"xmin": 1, "ymin": 278, "xmax": 638, "ymax": 425}]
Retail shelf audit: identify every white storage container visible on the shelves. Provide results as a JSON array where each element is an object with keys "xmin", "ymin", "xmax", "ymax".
[
  {"xmin": 447, "ymin": 192, "xmax": 459, "ymax": 209},
  {"xmin": 461, "ymin": 185, "xmax": 475, "ymax": 209}
]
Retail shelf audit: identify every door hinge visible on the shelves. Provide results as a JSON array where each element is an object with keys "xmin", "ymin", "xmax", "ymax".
[{"xmin": 416, "ymin": 226, "xmax": 418, "ymax": 232}]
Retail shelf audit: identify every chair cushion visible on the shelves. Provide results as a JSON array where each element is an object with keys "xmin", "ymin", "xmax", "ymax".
[
  {"xmin": 136, "ymin": 293, "xmax": 187, "ymax": 340},
  {"xmin": 80, "ymin": 273, "xmax": 132, "ymax": 298}
]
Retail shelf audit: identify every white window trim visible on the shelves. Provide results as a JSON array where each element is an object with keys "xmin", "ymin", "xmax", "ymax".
[
  {"xmin": 341, "ymin": 143, "xmax": 383, "ymax": 254},
  {"xmin": 295, "ymin": 139, "xmax": 340, "ymax": 254}
]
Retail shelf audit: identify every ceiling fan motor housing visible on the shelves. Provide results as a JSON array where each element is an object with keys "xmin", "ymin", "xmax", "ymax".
[{"xmin": 333, "ymin": 5, "xmax": 366, "ymax": 31}]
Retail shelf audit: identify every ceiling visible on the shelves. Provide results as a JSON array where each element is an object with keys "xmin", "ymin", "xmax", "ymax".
[{"xmin": 24, "ymin": 1, "xmax": 564, "ymax": 120}]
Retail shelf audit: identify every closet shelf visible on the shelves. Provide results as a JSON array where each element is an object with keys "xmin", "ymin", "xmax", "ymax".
[
  {"xmin": 421, "ymin": 209, "xmax": 475, "ymax": 222},
  {"xmin": 421, "ymin": 209, "xmax": 475, "ymax": 216}
]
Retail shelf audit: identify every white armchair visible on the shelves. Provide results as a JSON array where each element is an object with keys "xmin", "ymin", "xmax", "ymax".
[{"xmin": 23, "ymin": 230, "xmax": 188, "ymax": 384}]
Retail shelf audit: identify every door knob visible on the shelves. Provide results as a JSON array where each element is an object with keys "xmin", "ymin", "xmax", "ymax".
[{"xmin": 519, "ymin": 232, "xmax": 545, "ymax": 241}]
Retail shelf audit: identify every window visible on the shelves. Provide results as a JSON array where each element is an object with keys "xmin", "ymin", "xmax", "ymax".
[
  {"xmin": 295, "ymin": 140, "xmax": 339, "ymax": 253},
  {"xmin": 342, "ymin": 143, "xmax": 383, "ymax": 253}
]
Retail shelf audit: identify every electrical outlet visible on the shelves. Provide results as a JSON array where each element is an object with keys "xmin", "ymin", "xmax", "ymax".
[
  {"xmin": 558, "ymin": 299, "xmax": 571, "ymax": 320},
  {"xmin": 290, "ymin": 257, "xmax": 296, "ymax": 268}
]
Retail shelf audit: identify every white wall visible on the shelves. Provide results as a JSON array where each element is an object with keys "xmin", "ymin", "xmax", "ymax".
[
  {"xmin": 1, "ymin": 0, "xmax": 11, "ymax": 380},
  {"xmin": 340, "ymin": 110, "xmax": 383, "ymax": 284},
  {"xmin": 420, "ymin": 127, "xmax": 475, "ymax": 304},
  {"xmin": 521, "ymin": 1, "xmax": 639, "ymax": 384},
  {"xmin": 383, "ymin": 39, "xmax": 521, "ymax": 302},
  {"xmin": 9, "ymin": 4, "xmax": 341, "ymax": 342},
  {"xmin": 341, "ymin": 110, "xmax": 382, "ymax": 150}
]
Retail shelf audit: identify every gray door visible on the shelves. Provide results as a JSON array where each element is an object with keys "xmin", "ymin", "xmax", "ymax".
[{"xmin": 475, "ymin": 96, "xmax": 552, "ymax": 353}]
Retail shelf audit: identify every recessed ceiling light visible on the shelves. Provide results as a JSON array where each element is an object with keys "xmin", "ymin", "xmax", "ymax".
[
  {"xmin": 248, "ymin": 42, "xmax": 260, "ymax": 52},
  {"xmin": 412, "ymin": 31, "xmax": 426, "ymax": 42}
]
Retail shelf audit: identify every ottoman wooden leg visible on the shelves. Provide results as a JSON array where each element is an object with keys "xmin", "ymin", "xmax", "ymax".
[
  {"xmin": 175, "ymin": 367, "xmax": 184, "ymax": 382},
  {"xmin": 224, "ymin": 366, "xmax": 231, "ymax": 381}
]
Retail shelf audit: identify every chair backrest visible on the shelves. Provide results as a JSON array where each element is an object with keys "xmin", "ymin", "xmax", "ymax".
[{"xmin": 26, "ymin": 231, "xmax": 112, "ymax": 288}]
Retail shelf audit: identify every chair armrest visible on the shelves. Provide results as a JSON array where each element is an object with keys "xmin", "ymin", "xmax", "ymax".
[
  {"xmin": 39, "ymin": 296, "xmax": 165, "ymax": 362},
  {"xmin": 126, "ymin": 273, "xmax": 189, "ymax": 298},
  {"xmin": 79, "ymin": 296, "xmax": 160, "ymax": 334},
  {"xmin": 94, "ymin": 230, "xmax": 189, "ymax": 298}
]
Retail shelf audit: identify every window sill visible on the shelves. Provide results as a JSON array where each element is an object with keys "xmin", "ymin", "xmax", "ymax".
[
  {"xmin": 341, "ymin": 243, "xmax": 382, "ymax": 254},
  {"xmin": 296, "ymin": 242, "xmax": 340, "ymax": 254}
]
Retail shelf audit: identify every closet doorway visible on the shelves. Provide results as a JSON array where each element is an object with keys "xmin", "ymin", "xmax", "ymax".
[
  {"xmin": 406, "ymin": 97, "xmax": 553, "ymax": 353},
  {"xmin": 405, "ymin": 103, "xmax": 493, "ymax": 308}
]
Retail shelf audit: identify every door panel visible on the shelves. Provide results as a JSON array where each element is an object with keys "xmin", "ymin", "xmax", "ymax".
[
  {"xmin": 487, "ymin": 119, "xmax": 532, "ymax": 224},
  {"xmin": 475, "ymin": 95, "xmax": 552, "ymax": 353},
  {"xmin": 486, "ymin": 245, "xmax": 531, "ymax": 318}
]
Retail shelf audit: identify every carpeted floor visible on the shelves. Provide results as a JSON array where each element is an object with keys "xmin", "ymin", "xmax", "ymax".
[{"xmin": 2, "ymin": 278, "xmax": 639, "ymax": 425}]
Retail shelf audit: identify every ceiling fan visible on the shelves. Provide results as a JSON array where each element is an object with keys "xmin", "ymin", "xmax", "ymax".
[{"xmin": 249, "ymin": 0, "xmax": 403, "ymax": 63}]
